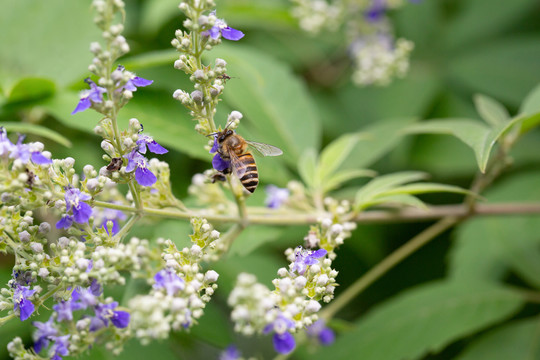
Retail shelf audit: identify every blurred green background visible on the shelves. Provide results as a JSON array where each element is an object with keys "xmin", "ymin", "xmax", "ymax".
[{"xmin": 1, "ymin": 0, "xmax": 540, "ymax": 359}]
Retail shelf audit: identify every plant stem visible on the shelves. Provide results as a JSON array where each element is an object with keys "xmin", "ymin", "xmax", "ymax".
[
  {"xmin": 320, "ymin": 216, "xmax": 459, "ymax": 319},
  {"xmin": 92, "ymin": 200, "xmax": 540, "ymax": 225}
]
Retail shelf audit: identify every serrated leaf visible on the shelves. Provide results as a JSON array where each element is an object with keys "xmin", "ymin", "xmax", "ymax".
[
  {"xmin": 323, "ymin": 169, "xmax": 376, "ymax": 193},
  {"xmin": 456, "ymin": 318, "xmax": 540, "ymax": 360},
  {"xmin": 298, "ymin": 148, "xmax": 318, "ymax": 190},
  {"xmin": 449, "ymin": 172, "xmax": 540, "ymax": 288},
  {"xmin": 316, "ymin": 281, "xmax": 525, "ymax": 360},
  {"xmin": 207, "ymin": 45, "xmax": 321, "ymax": 164},
  {"xmin": 0, "ymin": 122, "xmax": 71, "ymax": 147},
  {"xmin": 355, "ymin": 171, "xmax": 427, "ymax": 210},
  {"xmin": 473, "ymin": 94, "xmax": 509, "ymax": 127},
  {"xmin": 318, "ymin": 133, "xmax": 362, "ymax": 181}
]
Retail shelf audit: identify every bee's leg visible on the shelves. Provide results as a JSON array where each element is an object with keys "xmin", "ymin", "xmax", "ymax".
[
  {"xmin": 222, "ymin": 167, "xmax": 232, "ymax": 175},
  {"xmin": 211, "ymin": 172, "xmax": 227, "ymax": 183}
]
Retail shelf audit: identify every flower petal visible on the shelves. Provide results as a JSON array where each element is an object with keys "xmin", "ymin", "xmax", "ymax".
[
  {"xmin": 131, "ymin": 76, "xmax": 153, "ymax": 88},
  {"xmin": 19, "ymin": 298, "xmax": 35, "ymax": 321},
  {"xmin": 31, "ymin": 152, "xmax": 52, "ymax": 165},
  {"xmin": 221, "ymin": 27, "xmax": 245, "ymax": 41},
  {"xmin": 72, "ymin": 97, "xmax": 91, "ymax": 115},
  {"xmin": 73, "ymin": 202, "xmax": 93, "ymax": 224},
  {"xmin": 111, "ymin": 310, "xmax": 130, "ymax": 328},
  {"xmin": 135, "ymin": 167, "xmax": 157, "ymax": 186},
  {"xmin": 147, "ymin": 140, "xmax": 168, "ymax": 154},
  {"xmin": 273, "ymin": 332, "xmax": 295, "ymax": 355},
  {"xmin": 212, "ymin": 153, "xmax": 230, "ymax": 171},
  {"xmin": 56, "ymin": 215, "xmax": 74, "ymax": 230}
]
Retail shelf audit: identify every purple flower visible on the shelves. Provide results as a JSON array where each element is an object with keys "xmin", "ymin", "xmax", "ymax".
[
  {"xmin": 31, "ymin": 151, "xmax": 52, "ymax": 165},
  {"xmin": 203, "ymin": 12, "xmax": 244, "ymax": 41},
  {"xmin": 72, "ymin": 79, "xmax": 107, "ymax": 115},
  {"xmin": 136, "ymin": 134, "xmax": 168, "ymax": 155},
  {"xmin": 90, "ymin": 302, "xmax": 130, "ymax": 331},
  {"xmin": 210, "ymin": 136, "xmax": 231, "ymax": 171},
  {"xmin": 290, "ymin": 247, "xmax": 327, "ymax": 275},
  {"xmin": 53, "ymin": 300, "xmax": 74, "ymax": 322},
  {"xmin": 153, "ymin": 269, "xmax": 185, "ymax": 296},
  {"xmin": 93, "ymin": 205, "xmax": 127, "ymax": 235},
  {"xmin": 0, "ymin": 127, "xmax": 13, "ymax": 156},
  {"xmin": 13, "ymin": 283, "xmax": 36, "ymax": 321},
  {"xmin": 263, "ymin": 313, "xmax": 296, "ymax": 355},
  {"xmin": 33, "ymin": 317, "xmax": 58, "ymax": 353},
  {"xmin": 57, "ymin": 188, "xmax": 92, "ymax": 228},
  {"xmin": 56, "ymin": 215, "xmax": 74, "ymax": 230},
  {"xmin": 265, "ymin": 185, "xmax": 289, "ymax": 209},
  {"xmin": 365, "ymin": 0, "xmax": 387, "ymax": 22},
  {"xmin": 114, "ymin": 66, "xmax": 153, "ymax": 92},
  {"xmin": 125, "ymin": 150, "xmax": 157, "ymax": 186},
  {"xmin": 124, "ymin": 76, "xmax": 153, "ymax": 91},
  {"xmin": 306, "ymin": 320, "xmax": 335, "ymax": 345},
  {"xmin": 72, "ymin": 279, "xmax": 102, "ymax": 310},
  {"xmin": 50, "ymin": 335, "xmax": 70, "ymax": 360},
  {"xmin": 220, "ymin": 345, "xmax": 241, "ymax": 360}
]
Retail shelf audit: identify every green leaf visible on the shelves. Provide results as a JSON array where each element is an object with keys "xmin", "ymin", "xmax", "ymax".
[
  {"xmin": 323, "ymin": 169, "xmax": 376, "ymax": 194},
  {"xmin": 362, "ymin": 194, "xmax": 428, "ymax": 210},
  {"xmin": 518, "ymin": 83, "xmax": 540, "ymax": 133},
  {"xmin": 298, "ymin": 148, "xmax": 318, "ymax": 190},
  {"xmin": 229, "ymin": 226, "xmax": 286, "ymax": 256},
  {"xmin": 405, "ymin": 116, "xmax": 526, "ymax": 173},
  {"xmin": 449, "ymin": 172, "xmax": 540, "ymax": 288},
  {"xmin": 456, "ymin": 318, "xmax": 540, "ymax": 360},
  {"xmin": 207, "ymin": 45, "xmax": 321, "ymax": 164},
  {"xmin": 6, "ymin": 77, "xmax": 56, "ymax": 103},
  {"xmin": 0, "ymin": 0, "xmax": 98, "ymax": 90},
  {"xmin": 0, "ymin": 122, "xmax": 71, "ymax": 147},
  {"xmin": 318, "ymin": 133, "xmax": 363, "ymax": 181},
  {"xmin": 355, "ymin": 171, "xmax": 427, "ymax": 210},
  {"xmin": 445, "ymin": 0, "xmax": 538, "ymax": 51},
  {"xmin": 316, "ymin": 281, "xmax": 525, "ymax": 360},
  {"xmin": 448, "ymin": 36, "xmax": 540, "ymax": 106},
  {"xmin": 342, "ymin": 117, "xmax": 418, "ymax": 170},
  {"xmin": 473, "ymin": 94, "xmax": 509, "ymax": 127},
  {"xmin": 382, "ymin": 183, "xmax": 472, "ymax": 197},
  {"xmin": 519, "ymin": 82, "xmax": 540, "ymax": 115}
]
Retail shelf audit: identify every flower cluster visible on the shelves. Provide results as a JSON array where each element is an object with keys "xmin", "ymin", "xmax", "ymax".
[
  {"xmin": 172, "ymin": 2, "xmax": 245, "ymax": 136},
  {"xmin": 128, "ymin": 219, "xmax": 221, "ymax": 343},
  {"xmin": 291, "ymin": 0, "xmax": 416, "ymax": 86},
  {"xmin": 228, "ymin": 244, "xmax": 337, "ymax": 354},
  {"xmin": 8, "ymin": 280, "xmax": 130, "ymax": 360}
]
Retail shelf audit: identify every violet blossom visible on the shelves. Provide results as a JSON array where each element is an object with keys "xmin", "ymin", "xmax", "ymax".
[
  {"xmin": 290, "ymin": 247, "xmax": 327, "ymax": 275},
  {"xmin": 203, "ymin": 12, "xmax": 244, "ymax": 41},
  {"xmin": 72, "ymin": 79, "xmax": 107, "ymax": 115}
]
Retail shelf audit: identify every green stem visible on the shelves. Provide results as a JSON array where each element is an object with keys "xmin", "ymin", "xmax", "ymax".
[
  {"xmin": 113, "ymin": 214, "xmax": 141, "ymax": 243},
  {"xmin": 91, "ymin": 200, "xmax": 540, "ymax": 226},
  {"xmin": 321, "ymin": 216, "xmax": 459, "ymax": 320}
]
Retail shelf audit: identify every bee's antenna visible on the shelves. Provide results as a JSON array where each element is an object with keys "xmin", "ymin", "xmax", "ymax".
[{"xmin": 206, "ymin": 132, "xmax": 218, "ymax": 137}]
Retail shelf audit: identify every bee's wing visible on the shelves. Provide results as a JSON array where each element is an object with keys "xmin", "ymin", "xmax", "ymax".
[
  {"xmin": 228, "ymin": 148, "xmax": 247, "ymax": 179},
  {"xmin": 246, "ymin": 141, "xmax": 283, "ymax": 157}
]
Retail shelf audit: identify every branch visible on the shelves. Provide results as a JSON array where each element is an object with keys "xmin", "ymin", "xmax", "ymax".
[{"xmin": 93, "ymin": 201, "xmax": 540, "ymax": 225}]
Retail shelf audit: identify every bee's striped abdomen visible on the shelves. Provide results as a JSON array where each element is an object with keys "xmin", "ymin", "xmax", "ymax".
[{"xmin": 238, "ymin": 153, "xmax": 259, "ymax": 193}]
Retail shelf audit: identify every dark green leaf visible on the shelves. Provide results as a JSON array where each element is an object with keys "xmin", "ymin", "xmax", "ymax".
[
  {"xmin": 229, "ymin": 226, "xmax": 286, "ymax": 256},
  {"xmin": 473, "ymin": 94, "xmax": 509, "ymax": 127},
  {"xmin": 0, "ymin": 122, "xmax": 71, "ymax": 147},
  {"xmin": 6, "ymin": 77, "xmax": 56, "ymax": 103},
  {"xmin": 316, "ymin": 281, "xmax": 524, "ymax": 360},
  {"xmin": 449, "ymin": 36, "xmax": 540, "ymax": 106},
  {"xmin": 456, "ymin": 318, "xmax": 540, "ymax": 360},
  {"xmin": 449, "ymin": 172, "xmax": 540, "ymax": 288}
]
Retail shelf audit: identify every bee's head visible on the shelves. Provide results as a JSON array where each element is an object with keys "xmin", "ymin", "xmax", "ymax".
[{"xmin": 217, "ymin": 129, "xmax": 233, "ymax": 143}]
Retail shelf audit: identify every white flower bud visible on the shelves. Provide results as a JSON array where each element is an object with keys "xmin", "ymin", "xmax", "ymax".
[
  {"xmin": 204, "ymin": 270, "xmax": 219, "ymax": 282},
  {"xmin": 316, "ymin": 274, "xmax": 329, "ymax": 286},
  {"xmin": 30, "ymin": 243, "xmax": 43, "ymax": 253},
  {"xmin": 38, "ymin": 268, "xmax": 49, "ymax": 278}
]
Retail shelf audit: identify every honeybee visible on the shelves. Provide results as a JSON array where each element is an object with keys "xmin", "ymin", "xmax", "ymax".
[{"xmin": 212, "ymin": 127, "xmax": 282, "ymax": 193}]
